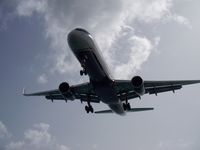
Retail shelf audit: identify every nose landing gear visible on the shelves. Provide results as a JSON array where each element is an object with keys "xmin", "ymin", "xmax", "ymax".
[
  {"xmin": 80, "ymin": 69, "xmax": 87, "ymax": 76},
  {"xmin": 80, "ymin": 56, "xmax": 88, "ymax": 76}
]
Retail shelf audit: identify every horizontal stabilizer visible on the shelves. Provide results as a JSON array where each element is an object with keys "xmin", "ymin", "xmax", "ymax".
[
  {"xmin": 95, "ymin": 107, "xmax": 154, "ymax": 114},
  {"xmin": 95, "ymin": 110, "xmax": 113, "ymax": 114},
  {"xmin": 128, "ymin": 107, "xmax": 154, "ymax": 112}
]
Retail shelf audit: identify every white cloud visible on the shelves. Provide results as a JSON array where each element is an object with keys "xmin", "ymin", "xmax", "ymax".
[
  {"xmin": 0, "ymin": 121, "xmax": 11, "ymax": 139},
  {"xmin": 5, "ymin": 123, "xmax": 69, "ymax": 150},
  {"xmin": 24, "ymin": 123, "xmax": 51, "ymax": 147},
  {"xmin": 13, "ymin": 0, "xmax": 191, "ymax": 79},
  {"xmin": 171, "ymin": 14, "xmax": 192, "ymax": 28},
  {"xmin": 37, "ymin": 74, "xmax": 48, "ymax": 84},
  {"xmin": 113, "ymin": 35, "xmax": 154, "ymax": 78},
  {"xmin": 16, "ymin": 0, "xmax": 48, "ymax": 17},
  {"xmin": 6, "ymin": 141, "xmax": 24, "ymax": 150},
  {"xmin": 157, "ymin": 139, "xmax": 195, "ymax": 150}
]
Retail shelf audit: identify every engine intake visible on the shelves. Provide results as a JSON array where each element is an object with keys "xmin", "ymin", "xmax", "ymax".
[
  {"xmin": 59, "ymin": 82, "xmax": 70, "ymax": 94},
  {"xmin": 131, "ymin": 76, "xmax": 145, "ymax": 95}
]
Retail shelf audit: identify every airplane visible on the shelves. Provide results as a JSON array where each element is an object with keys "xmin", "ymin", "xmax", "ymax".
[{"xmin": 23, "ymin": 28, "xmax": 200, "ymax": 115}]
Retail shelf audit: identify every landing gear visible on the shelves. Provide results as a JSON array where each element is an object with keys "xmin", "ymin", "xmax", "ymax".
[
  {"xmin": 80, "ymin": 69, "xmax": 87, "ymax": 76},
  {"xmin": 80, "ymin": 70, "xmax": 84, "ymax": 76},
  {"xmin": 84, "ymin": 95, "xmax": 94, "ymax": 113},
  {"xmin": 126, "ymin": 103, "xmax": 131, "ymax": 110},
  {"xmin": 80, "ymin": 56, "xmax": 88, "ymax": 76},
  {"xmin": 85, "ymin": 105, "xmax": 94, "ymax": 113},
  {"xmin": 123, "ymin": 100, "xmax": 131, "ymax": 111}
]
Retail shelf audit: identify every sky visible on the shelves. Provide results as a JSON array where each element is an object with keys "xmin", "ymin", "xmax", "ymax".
[{"xmin": 0, "ymin": 0, "xmax": 200, "ymax": 150}]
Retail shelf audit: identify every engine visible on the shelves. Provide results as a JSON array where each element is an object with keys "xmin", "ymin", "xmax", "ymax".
[
  {"xmin": 131, "ymin": 76, "xmax": 145, "ymax": 96},
  {"xmin": 59, "ymin": 82, "xmax": 70, "ymax": 94},
  {"xmin": 58, "ymin": 82, "xmax": 75, "ymax": 100}
]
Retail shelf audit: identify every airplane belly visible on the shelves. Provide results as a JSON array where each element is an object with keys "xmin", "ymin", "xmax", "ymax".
[
  {"xmin": 108, "ymin": 104, "xmax": 125, "ymax": 115},
  {"xmin": 93, "ymin": 80, "xmax": 126, "ymax": 115},
  {"xmin": 93, "ymin": 82, "xmax": 119, "ymax": 104}
]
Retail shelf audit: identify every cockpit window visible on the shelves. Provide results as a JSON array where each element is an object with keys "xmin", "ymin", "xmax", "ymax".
[{"xmin": 75, "ymin": 28, "xmax": 90, "ymax": 34}]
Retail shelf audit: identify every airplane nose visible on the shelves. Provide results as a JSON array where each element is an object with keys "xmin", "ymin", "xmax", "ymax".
[
  {"xmin": 67, "ymin": 29, "xmax": 78, "ymax": 47},
  {"xmin": 67, "ymin": 28, "xmax": 90, "ymax": 50}
]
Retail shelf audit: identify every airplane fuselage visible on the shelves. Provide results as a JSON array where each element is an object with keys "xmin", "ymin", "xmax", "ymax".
[{"xmin": 68, "ymin": 28, "xmax": 125, "ymax": 115}]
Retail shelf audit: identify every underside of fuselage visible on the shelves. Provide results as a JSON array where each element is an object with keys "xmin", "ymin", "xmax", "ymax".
[{"xmin": 68, "ymin": 28, "xmax": 125, "ymax": 115}]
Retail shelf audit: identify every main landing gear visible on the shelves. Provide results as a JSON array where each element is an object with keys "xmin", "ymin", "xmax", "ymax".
[
  {"xmin": 123, "ymin": 99, "xmax": 131, "ymax": 111},
  {"xmin": 84, "ymin": 95, "xmax": 94, "ymax": 113},
  {"xmin": 85, "ymin": 105, "xmax": 94, "ymax": 113}
]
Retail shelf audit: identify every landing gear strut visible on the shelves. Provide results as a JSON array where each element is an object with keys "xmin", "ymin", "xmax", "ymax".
[{"xmin": 80, "ymin": 57, "xmax": 88, "ymax": 76}]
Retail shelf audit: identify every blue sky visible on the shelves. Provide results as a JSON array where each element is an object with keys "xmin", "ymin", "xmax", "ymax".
[{"xmin": 0, "ymin": 0, "xmax": 200, "ymax": 150}]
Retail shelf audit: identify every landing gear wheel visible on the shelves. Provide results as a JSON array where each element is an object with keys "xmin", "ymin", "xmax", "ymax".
[
  {"xmin": 80, "ymin": 70, "xmax": 84, "ymax": 76},
  {"xmin": 89, "ymin": 105, "xmax": 94, "ymax": 113},
  {"xmin": 123, "ymin": 103, "xmax": 127, "ymax": 111},
  {"xmin": 85, "ymin": 106, "xmax": 90, "ymax": 113},
  {"xmin": 85, "ymin": 105, "xmax": 94, "ymax": 113},
  {"xmin": 84, "ymin": 71, "xmax": 87, "ymax": 75},
  {"xmin": 80, "ymin": 69, "xmax": 87, "ymax": 76},
  {"xmin": 126, "ymin": 103, "xmax": 131, "ymax": 111},
  {"xmin": 123, "ymin": 103, "xmax": 131, "ymax": 111}
]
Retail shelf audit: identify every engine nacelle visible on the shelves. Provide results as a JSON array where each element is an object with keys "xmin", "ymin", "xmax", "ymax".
[
  {"xmin": 131, "ymin": 76, "xmax": 145, "ymax": 96},
  {"xmin": 58, "ymin": 82, "xmax": 75, "ymax": 100},
  {"xmin": 59, "ymin": 82, "xmax": 70, "ymax": 94}
]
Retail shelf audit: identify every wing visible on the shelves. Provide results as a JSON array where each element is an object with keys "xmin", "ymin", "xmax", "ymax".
[
  {"xmin": 23, "ymin": 82, "xmax": 100, "ymax": 103},
  {"xmin": 114, "ymin": 79, "xmax": 200, "ymax": 101}
]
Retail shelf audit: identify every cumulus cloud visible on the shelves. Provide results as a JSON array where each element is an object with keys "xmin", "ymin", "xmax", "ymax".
[
  {"xmin": 6, "ymin": 141, "xmax": 24, "ymax": 150},
  {"xmin": 171, "ymin": 15, "xmax": 192, "ymax": 28},
  {"xmin": 113, "ymin": 35, "xmax": 153, "ymax": 78},
  {"xmin": 0, "ymin": 121, "xmax": 11, "ymax": 139},
  {"xmin": 16, "ymin": 0, "xmax": 48, "ymax": 17},
  {"xmin": 37, "ymin": 73, "xmax": 48, "ymax": 84},
  {"xmin": 0, "ymin": 0, "xmax": 191, "ymax": 79},
  {"xmin": 4, "ymin": 122, "xmax": 69, "ymax": 150}
]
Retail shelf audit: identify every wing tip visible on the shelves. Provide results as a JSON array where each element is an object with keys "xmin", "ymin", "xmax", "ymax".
[
  {"xmin": 22, "ymin": 88, "xmax": 26, "ymax": 96},
  {"xmin": 22, "ymin": 88, "xmax": 29, "ymax": 96}
]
